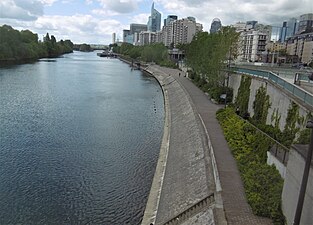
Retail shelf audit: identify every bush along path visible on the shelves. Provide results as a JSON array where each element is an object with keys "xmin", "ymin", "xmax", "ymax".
[{"xmin": 216, "ymin": 107, "xmax": 285, "ymax": 225}]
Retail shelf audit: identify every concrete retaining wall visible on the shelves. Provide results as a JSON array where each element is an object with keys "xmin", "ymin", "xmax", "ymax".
[
  {"xmin": 229, "ymin": 74, "xmax": 311, "ymax": 131},
  {"xmin": 141, "ymin": 65, "xmax": 215, "ymax": 225},
  {"xmin": 282, "ymin": 149, "xmax": 313, "ymax": 225}
]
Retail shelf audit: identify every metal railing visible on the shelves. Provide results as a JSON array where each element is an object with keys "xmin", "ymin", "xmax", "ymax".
[
  {"xmin": 231, "ymin": 67, "xmax": 313, "ymax": 108},
  {"xmin": 162, "ymin": 193, "xmax": 215, "ymax": 225}
]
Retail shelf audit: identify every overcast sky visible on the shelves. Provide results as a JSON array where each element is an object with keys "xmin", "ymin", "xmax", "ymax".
[{"xmin": 0, "ymin": 0, "xmax": 312, "ymax": 44}]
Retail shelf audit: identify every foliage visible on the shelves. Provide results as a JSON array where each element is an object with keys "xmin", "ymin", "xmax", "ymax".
[
  {"xmin": 252, "ymin": 85, "xmax": 271, "ymax": 125},
  {"xmin": 208, "ymin": 86, "xmax": 233, "ymax": 104},
  {"xmin": 189, "ymin": 70, "xmax": 233, "ymax": 103},
  {"xmin": 0, "ymin": 25, "xmax": 73, "ymax": 62},
  {"xmin": 184, "ymin": 26, "xmax": 239, "ymax": 88},
  {"xmin": 235, "ymin": 76, "xmax": 251, "ymax": 117},
  {"xmin": 216, "ymin": 107, "xmax": 285, "ymax": 224},
  {"xmin": 271, "ymin": 108, "xmax": 281, "ymax": 129},
  {"xmin": 296, "ymin": 128, "xmax": 311, "ymax": 144},
  {"xmin": 73, "ymin": 43, "xmax": 92, "ymax": 52},
  {"xmin": 280, "ymin": 102, "xmax": 301, "ymax": 147},
  {"xmin": 112, "ymin": 42, "xmax": 175, "ymax": 67}
]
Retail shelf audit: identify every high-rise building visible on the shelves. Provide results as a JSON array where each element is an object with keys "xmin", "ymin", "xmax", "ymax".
[
  {"xmin": 286, "ymin": 32, "xmax": 313, "ymax": 64},
  {"xmin": 297, "ymin": 13, "xmax": 313, "ymax": 34},
  {"xmin": 112, "ymin": 33, "xmax": 116, "ymax": 44},
  {"xmin": 286, "ymin": 18, "xmax": 298, "ymax": 38},
  {"xmin": 161, "ymin": 17, "xmax": 202, "ymax": 47},
  {"xmin": 164, "ymin": 15, "xmax": 177, "ymax": 26},
  {"xmin": 279, "ymin": 21, "xmax": 288, "ymax": 42},
  {"xmin": 147, "ymin": 2, "xmax": 161, "ymax": 32},
  {"xmin": 123, "ymin": 29, "xmax": 130, "ymax": 43},
  {"xmin": 279, "ymin": 18, "xmax": 298, "ymax": 43},
  {"xmin": 246, "ymin": 20, "xmax": 258, "ymax": 29},
  {"xmin": 130, "ymin": 23, "xmax": 147, "ymax": 35},
  {"xmin": 139, "ymin": 31, "xmax": 157, "ymax": 45},
  {"xmin": 239, "ymin": 30, "xmax": 268, "ymax": 62},
  {"xmin": 210, "ymin": 18, "xmax": 222, "ymax": 33}
]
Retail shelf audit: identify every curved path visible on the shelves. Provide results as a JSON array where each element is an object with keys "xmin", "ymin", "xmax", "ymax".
[{"xmin": 142, "ymin": 64, "xmax": 273, "ymax": 225}]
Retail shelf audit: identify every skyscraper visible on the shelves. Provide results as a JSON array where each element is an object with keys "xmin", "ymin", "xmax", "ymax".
[
  {"xmin": 279, "ymin": 21, "xmax": 288, "ymax": 42},
  {"xmin": 130, "ymin": 23, "xmax": 147, "ymax": 35},
  {"xmin": 112, "ymin": 33, "xmax": 116, "ymax": 44},
  {"xmin": 210, "ymin": 18, "xmax": 222, "ymax": 33},
  {"xmin": 147, "ymin": 2, "xmax": 161, "ymax": 32},
  {"xmin": 286, "ymin": 18, "xmax": 298, "ymax": 38},
  {"xmin": 298, "ymin": 13, "xmax": 313, "ymax": 33},
  {"xmin": 164, "ymin": 15, "xmax": 177, "ymax": 26}
]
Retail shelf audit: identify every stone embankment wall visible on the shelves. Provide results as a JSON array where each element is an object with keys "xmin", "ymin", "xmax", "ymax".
[{"xmin": 141, "ymin": 65, "xmax": 216, "ymax": 225}]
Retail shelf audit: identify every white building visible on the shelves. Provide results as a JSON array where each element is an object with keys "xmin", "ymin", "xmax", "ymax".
[
  {"xmin": 286, "ymin": 32, "xmax": 313, "ymax": 64},
  {"xmin": 162, "ymin": 18, "xmax": 202, "ymax": 47},
  {"xmin": 233, "ymin": 21, "xmax": 271, "ymax": 62},
  {"xmin": 238, "ymin": 30, "xmax": 268, "ymax": 62},
  {"xmin": 112, "ymin": 33, "xmax": 116, "ymax": 44},
  {"xmin": 139, "ymin": 31, "xmax": 157, "ymax": 46}
]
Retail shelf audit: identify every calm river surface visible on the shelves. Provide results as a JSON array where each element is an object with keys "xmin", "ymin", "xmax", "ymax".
[{"xmin": 0, "ymin": 51, "xmax": 164, "ymax": 224}]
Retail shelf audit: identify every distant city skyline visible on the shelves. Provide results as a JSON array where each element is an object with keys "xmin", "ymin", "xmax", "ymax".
[{"xmin": 0, "ymin": 0, "xmax": 312, "ymax": 44}]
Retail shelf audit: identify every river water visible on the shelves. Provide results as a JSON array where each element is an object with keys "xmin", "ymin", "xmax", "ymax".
[{"xmin": 0, "ymin": 51, "xmax": 164, "ymax": 224}]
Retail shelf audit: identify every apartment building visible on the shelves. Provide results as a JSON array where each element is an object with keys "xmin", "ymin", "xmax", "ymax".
[
  {"xmin": 161, "ymin": 18, "xmax": 202, "ymax": 47},
  {"xmin": 139, "ymin": 31, "xmax": 157, "ymax": 46},
  {"xmin": 286, "ymin": 32, "xmax": 313, "ymax": 64},
  {"xmin": 234, "ymin": 21, "xmax": 270, "ymax": 62}
]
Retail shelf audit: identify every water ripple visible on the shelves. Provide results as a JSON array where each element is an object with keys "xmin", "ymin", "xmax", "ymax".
[{"xmin": 0, "ymin": 51, "xmax": 164, "ymax": 225}]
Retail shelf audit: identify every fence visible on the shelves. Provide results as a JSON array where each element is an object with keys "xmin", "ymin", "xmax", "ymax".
[
  {"xmin": 231, "ymin": 67, "xmax": 313, "ymax": 108},
  {"xmin": 162, "ymin": 193, "xmax": 215, "ymax": 225}
]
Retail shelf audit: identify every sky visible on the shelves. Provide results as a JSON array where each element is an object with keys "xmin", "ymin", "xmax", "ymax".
[{"xmin": 0, "ymin": 0, "xmax": 312, "ymax": 44}]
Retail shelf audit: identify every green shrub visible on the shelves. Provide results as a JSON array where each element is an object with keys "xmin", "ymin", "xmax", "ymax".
[{"xmin": 216, "ymin": 107, "xmax": 285, "ymax": 224}]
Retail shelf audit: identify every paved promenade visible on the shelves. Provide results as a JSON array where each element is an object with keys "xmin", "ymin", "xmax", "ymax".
[{"xmin": 143, "ymin": 65, "xmax": 273, "ymax": 225}]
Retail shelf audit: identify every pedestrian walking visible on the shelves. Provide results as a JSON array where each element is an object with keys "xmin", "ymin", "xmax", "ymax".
[{"xmin": 179, "ymin": 72, "xmax": 180, "ymax": 77}]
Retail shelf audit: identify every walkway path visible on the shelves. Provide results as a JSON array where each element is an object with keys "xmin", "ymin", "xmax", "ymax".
[
  {"xmin": 150, "ymin": 65, "xmax": 272, "ymax": 225},
  {"xmin": 142, "ymin": 66, "xmax": 216, "ymax": 225}
]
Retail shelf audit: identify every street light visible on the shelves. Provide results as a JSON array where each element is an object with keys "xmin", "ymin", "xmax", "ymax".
[{"xmin": 293, "ymin": 118, "xmax": 313, "ymax": 225}]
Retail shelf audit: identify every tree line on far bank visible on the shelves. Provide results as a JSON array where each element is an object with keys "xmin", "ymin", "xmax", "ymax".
[
  {"xmin": 111, "ymin": 42, "xmax": 177, "ymax": 68},
  {"xmin": 0, "ymin": 25, "xmax": 74, "ymax": 63}
]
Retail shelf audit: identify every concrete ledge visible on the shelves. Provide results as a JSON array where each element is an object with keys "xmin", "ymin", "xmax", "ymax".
[
  {"xmin": 141, "ymin": 69, "xmax": 172, "ymax": 225},
  {"xmin": 142, "ymin": 65, "xmax": 216, "ymax": 225}
]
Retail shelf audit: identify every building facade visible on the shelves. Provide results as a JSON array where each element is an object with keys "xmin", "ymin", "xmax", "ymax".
[
  {"xmin": 147, "ymin": 3, "xmax": 161, "ymax": 32},
  {"xmin": 297, "ymin": 13, "xmax": 313, "ymax": 34},
  {"xmin": 112, "ymin": 33, "xmax": 116, "ymax": 44},
  {"xmin": 210, "ymin": 18, "xmax": 222, "ymax": 33},
  {"xmin": 238, "ymin": 30, "xmax": 269, "ymax": 62},
  {"xmin": 164, "ymin": 15, "xmax": 177, "ymax": 27},
  {"xmin": 139, "ymin": 31, "xmax": 157, "ymax": 46},
  {"xmin": 162, "ymin": 17, "xmax": 202, "ymax": 47},
  {"xmin": 286, "ymin": 32, "xmax": 313, "ymax": 63},
  {"xmin": 123, "ymin": 29, "xmax": 130, "ymax": 43},
  {"xmin": 279, "ymin": 21, "xmax": 288, "ymax": 42}
]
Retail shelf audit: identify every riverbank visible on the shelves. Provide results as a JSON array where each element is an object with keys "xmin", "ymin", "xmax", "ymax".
[{"xmin": 141, "ymin": 64, "xmax": 219, "ymax": 225}]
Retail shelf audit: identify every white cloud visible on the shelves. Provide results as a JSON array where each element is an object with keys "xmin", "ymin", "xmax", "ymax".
[
  {"xmin": 130, "ymin": 13, "xmax": 150, "ymax": 24},
  {"xmin": 156, "ymin": 0, "xmax": 313, "ymax": 31},
  {"xmin": 31, "ymin": 14, "xmax": 125, "ymax": 44},
  {"xmin": 0, "ymin": 0, "xmax": 44, "ymax": 21},
  {"xmin": 91, "ymin": 9, "xmax": 119, "ymax": 17},
  {"xmin": 96, "ymin": 0, "xmax": 139, "ymax": 14},
  {"xmin": 39, "ymin": 0, "xmax": 59, "ymax": 6}
]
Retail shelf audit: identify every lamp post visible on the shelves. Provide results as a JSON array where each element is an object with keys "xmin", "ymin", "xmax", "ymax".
[{"xmin": 293, "ymin": 118, "xmax": 313, "ymax": 225}]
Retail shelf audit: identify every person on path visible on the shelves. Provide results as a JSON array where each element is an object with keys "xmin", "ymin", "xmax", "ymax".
[{"xmin": 179, "ymin": 72, "xmax": 180, "ymax": 77}]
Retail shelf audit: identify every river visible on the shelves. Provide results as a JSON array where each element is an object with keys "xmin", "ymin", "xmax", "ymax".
[{"xmin": 0, "ymin": 51, "xmax": 164, "ymax": 224}]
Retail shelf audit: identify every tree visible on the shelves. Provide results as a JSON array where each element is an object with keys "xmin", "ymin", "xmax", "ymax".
[
  {"xmin": 185, "ymin": 27, "xmax": 239, "ymax": 88},
  {"xmin": 0, "ymin": 25, "xmax": 73, "ymax": 63}
]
